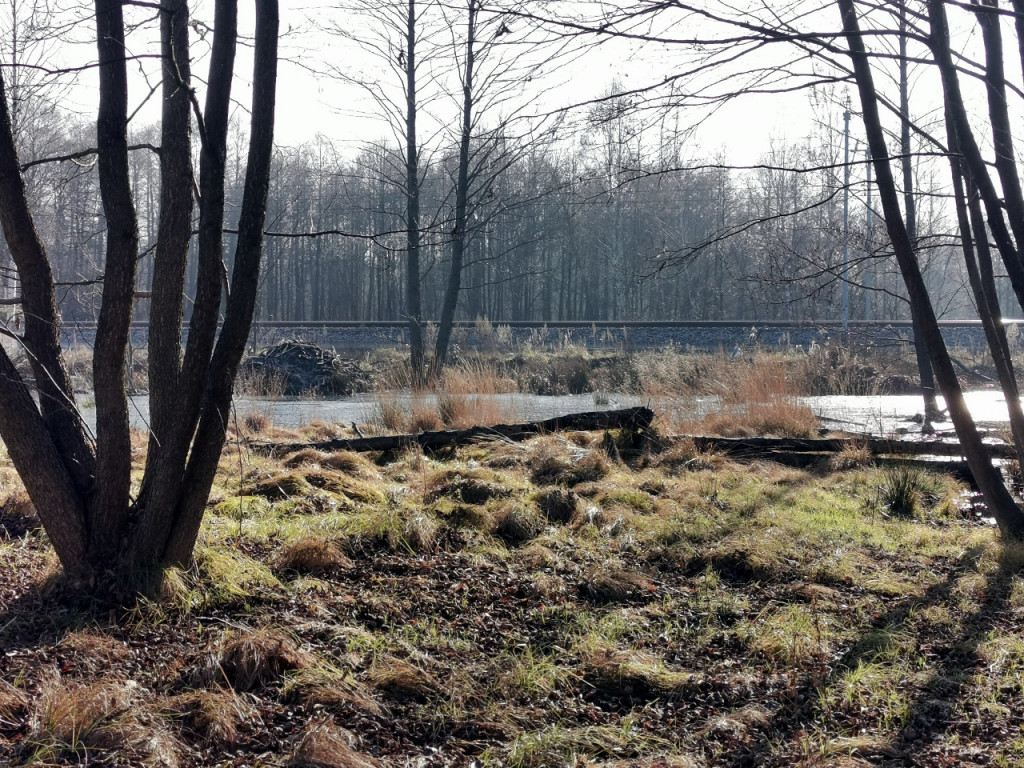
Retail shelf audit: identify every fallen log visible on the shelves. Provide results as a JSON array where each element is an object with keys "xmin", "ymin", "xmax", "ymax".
[
  {"xmin": 250, "ymin": 406, "xmax": 654, "ymax": 457},
  {"xmin": 682, "ymin": 435, "xmax": 1016, "ymax": 460}
]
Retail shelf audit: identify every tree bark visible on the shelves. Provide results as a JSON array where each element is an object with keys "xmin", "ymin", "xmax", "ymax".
[
  {"xmin": 926, "ymin": 0, "xmax": 1024, "ymax": 314},
  {"xmin": 91, "ymin": 0, "xmax": 141, "ymax": 563},
  {"xmin": 898, "ymin": 0, "xmax": 940, "ymax": 422},
  {"xmin": 164, "ymin": 0, "xmax": 279, "ymax": 566},
  {"xmin": 432, "ymin": 0, "xmax": 478, "ymax": 375},
  {"xmin": 405, "ymin": 0, "xmax": 425, "ymax": 384}
]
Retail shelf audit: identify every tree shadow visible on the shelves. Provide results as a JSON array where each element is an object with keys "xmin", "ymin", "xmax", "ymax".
[{"xmin": 727, "ymin": 544, "xmax": 1018, "ymax": 767}]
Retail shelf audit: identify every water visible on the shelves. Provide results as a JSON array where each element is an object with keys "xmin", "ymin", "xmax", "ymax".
[
  {"xmin": 75, "ymin": 389, "xmax": 1014, "ymax": 436},
  {"xmin": 86, "ymin": 391, "xmax": 652, "ymax": 433},
  {"xmin": 805, "ymin": 390, "xmax": 1012, "ymax": 436}
]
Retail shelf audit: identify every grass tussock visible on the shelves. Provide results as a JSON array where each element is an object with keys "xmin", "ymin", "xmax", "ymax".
[
  {"xmin": 274, "ymin": 536, "xmax": 353, "ymax": 573},
  {"xmin": 367, "ymin": 657, "xmax": 438, "ymax": 702},
  {"xmin": 283, "ymin": 667, "xmax": 385, "ymax": 716},
  {"xmin": 0, "ymin": 394, "xmax": 1017, "ymax": 767},
  {"xmin": 194, "ymin": 627, "xmax": 316, "ymax": 691},
  {"xmin": 288, "ymin": 718, "xmax": 382, "ymax": 768},
  {"xmin": 165, "ymin": 687, "xmax": 254, "ymax": 747}
]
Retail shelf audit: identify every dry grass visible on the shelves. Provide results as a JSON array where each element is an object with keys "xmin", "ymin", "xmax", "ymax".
[
  {"xmin": 165, "ymin": 687, "xmax": 254, "ymax": 746},
  {"xmin": 235, "ymin": 365, "xmax": 288, "ymax": 398},
  {"xmin": 288, "ymin": 718, "xmax": 382, "ymax": 768},
  {"xmin": 578, "ymin": 566, "xmax": 654, "ymax": 604},
  {"xmin": 283, "ymin": 668, "xmax": 385, "ymax": 716},
  {"xmin": 0, "ymin": 680, "xmax": 27, "ymax": 722},
  {"xmin": 528, "ymin": 439, "xmax": 612, "ymax": 487},
  {"xmin": 535, "ymin": 488, "xmax": 580, "ymax": 523},
  {"xmin": 492, "ymin": 500, "xmax": 544, "ymax": 545},
  {"xmin": 274, "ymin": 536, "xmax": 353, "ymax": 573},
  {"xmin": 367, "ymin": 657, "xmax": 438, "ymax": 702},
  {"xmin": 193, "ymin": 627, "xmax": 317, "ymax": 691},
  {"xmin": 57, "ymin": 629, "xmax": 132, "ymax": 672},
  {"xmin": 22, "ymin": 670, "xmax": 180, "ymax": 766},
  {"xmin": 829, "ymin": 440, "xmax": 873, "ymax": 471}
]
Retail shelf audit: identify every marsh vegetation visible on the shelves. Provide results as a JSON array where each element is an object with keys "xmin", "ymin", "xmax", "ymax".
[{"xmin": 1, "ymin": 353, "xmax": 1021, "ymax": 766}]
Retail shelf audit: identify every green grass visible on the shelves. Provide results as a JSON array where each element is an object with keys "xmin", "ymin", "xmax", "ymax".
[{"xmin": 1, "ymin": 425, "xmax": 1021, "ymax": 767}]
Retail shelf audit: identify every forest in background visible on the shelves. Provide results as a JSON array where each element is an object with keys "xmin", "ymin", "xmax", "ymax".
[
  {"xmin": 0, "ymin": 102, "xmax": 976, "ymax": 326},
  {"xmin": 1, "ymin": 0, "xmax": 987, "ymax": 333}
]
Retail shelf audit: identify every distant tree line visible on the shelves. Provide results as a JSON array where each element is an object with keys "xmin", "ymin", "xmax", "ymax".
[{"xmin": 0, "ymin": 96, "xmax": 977, "ymax": 328}]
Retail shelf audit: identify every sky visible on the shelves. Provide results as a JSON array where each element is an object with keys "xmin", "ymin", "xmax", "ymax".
[{"xmin": 2, "ymin": 0, "xmax": 1014, "ymax": 179}]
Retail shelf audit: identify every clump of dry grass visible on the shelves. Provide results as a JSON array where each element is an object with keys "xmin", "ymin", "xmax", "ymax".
[
  {"xmin": 283, "ymin": 668, "xmax": 384, "ymax": 716},
  {"xmin": 235, "ymin": 365, "xmax": 288, "ymax": 398},
  {"xmin": 536, "ymin": 488, "xmax": 580, "ymax": 524},
  {"xmin": 0, "ymin": 488, "xmax": 40, "ymax": 538},
  {"xmin": 402, "ymin": 512, "xmax": 439, "ymax": 552},
  {"xmin": 582, "ymin": 645, "xmax": 700, "ymax": 699},
  {"xmin": 274, "ymin": 536, "xmax": 353, "ymax": 574},
  {"xmin": 829, "ymin": 440, "xmax": 872, "ymax": 471},
  {"xmin": 23, "ymin": 670, "xmax": 180, "ymax": 766},
  {"xmin": 578, "ymin": 566, "xmax": 654, "ymax": 604},
  {"xmin": 372, "ymin": 393, "xmax": 408, "ymax": 433},
  {"xmin": 367, "ymin": 657, "xmax": 438, "ymax": 702},
  {"xmin": 250, "ymin": 471, "xmax": 314, "ymax": 500},
  {"xmin": 645, "ymin": 439, "xmax": 722, "ymax": 474},
  {"xmin": 424, "ymin": 469, "xmax": 510, "ymax": 505},
  {"xmin": 165, "ymin": 687, "xmax": 254, "ymax": 747},
  {"xmin": 409, "ymin": 401, "xmax": 444, "ymax": 432},
  {"xmin": 493, "ymin": 501, "xmax": 544, "ymax": 545},
  {"xmin": 193, "ymin": 627, "xmax": 317, "ymax": 691},
  {"xmin": 57, "ymin": 629, "xmax": 131, "ymax": 672},
  {"xmin": 300, "ymin": 420, "xmax": 347, "ymax": 441},
  {"xmin": 0, "ymin": 679, "xmax": 28, "ymax": 722},
  {"xmin": 287, "ymin": 717, "xmax": 382, "ymax": 768},
  {"xmin": 241, "ymin": 410, "xmax": 274, "ymax": 435},
  {"xmin": 529, "ymin": 439, "xmax": 611, "ymax": 487}
]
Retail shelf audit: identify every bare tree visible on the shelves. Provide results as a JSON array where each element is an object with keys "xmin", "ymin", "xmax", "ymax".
[{"xmin": 0, "ymin": 0, "xmax": 280, "ymax": 592}]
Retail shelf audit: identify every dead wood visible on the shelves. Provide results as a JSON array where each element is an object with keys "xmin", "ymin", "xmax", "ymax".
[
  {"xmin": 683, "ymin": 435, "xmax": 1015, "ymax": 460},
  {"xmin": 250, "ymin": 406, "xmax": 654, "ymax": 457}
]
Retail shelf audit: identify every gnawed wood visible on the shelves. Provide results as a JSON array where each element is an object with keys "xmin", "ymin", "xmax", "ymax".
[{"xmin": 250, "ymin": 406, "xmax": 654, "ymax": 457}]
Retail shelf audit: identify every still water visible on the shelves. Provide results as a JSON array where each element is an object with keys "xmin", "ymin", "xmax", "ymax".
[{"xmin": 76, "ymin": 389, "xmax": 1015, "ymax": 436}]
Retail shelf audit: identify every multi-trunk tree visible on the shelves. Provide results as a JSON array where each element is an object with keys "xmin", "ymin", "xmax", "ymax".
[{"xmin": 0, "ymin": 0, "xmax": 279, "ymax": 591}]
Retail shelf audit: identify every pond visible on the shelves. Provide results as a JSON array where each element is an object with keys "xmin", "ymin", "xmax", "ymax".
[{"xmin": 72, "ymin": 388, "xmax": 1015, "ymax": 437}]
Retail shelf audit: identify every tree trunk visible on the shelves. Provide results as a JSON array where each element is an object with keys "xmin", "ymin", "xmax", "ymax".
[
  {"xmin": 432, "ymin": 0, "xmax": 477, "ymax": 376},
  {"xmin": 838, "ymin": 0, "xmax": 1024, "ymax": 539},
  {"xmin": 405, "ymin": 0, "xmax": 424, "ymax": 384},
  {"xmin": 0, "ymin": 0, "xmax": 279, "ymax": 593},
  {"xmin": 898, "ymin": 0, "xmax": 940, "ymax": 422}
]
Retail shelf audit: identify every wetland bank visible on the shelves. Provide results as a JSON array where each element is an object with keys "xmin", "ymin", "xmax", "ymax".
[{"xmin": 1, "ymin": 344, "xmax": 1023, "ymax": 766}]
